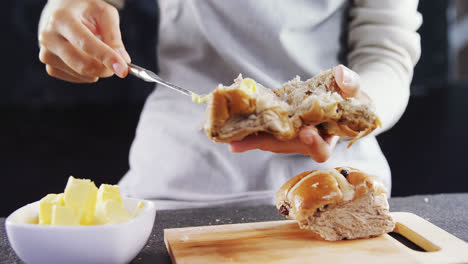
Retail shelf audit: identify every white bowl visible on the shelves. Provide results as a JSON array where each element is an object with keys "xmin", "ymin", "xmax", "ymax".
[{"xmin": 5, "ymin": 197, "xmax": 156, "ymax": 264}]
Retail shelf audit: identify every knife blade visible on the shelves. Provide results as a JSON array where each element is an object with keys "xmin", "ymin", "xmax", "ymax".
[{"xmin": 127, "ymin": 63, "xmax": 194, "ymax": 97}]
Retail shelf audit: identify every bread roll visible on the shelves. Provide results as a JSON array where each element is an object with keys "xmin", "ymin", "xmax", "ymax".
[
  {"xmin": 203, "ymin": 69, "xmax": 381, "ymax": 147},
  {"xmin": 276, "ymin": 167, "xmax": 395, "ymax": 241}
]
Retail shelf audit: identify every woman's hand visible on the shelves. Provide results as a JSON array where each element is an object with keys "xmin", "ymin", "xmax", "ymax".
[
  {"xmin": 229, "ymin": 128, "xmax": 340, "ymax": 163},
  {"xmin": 38, "ymin": 0, "xmax": 131, "ymax": 83},
  {"xmin": 229, "ymin": 65, "xmax": 368, "ymax": 163}
]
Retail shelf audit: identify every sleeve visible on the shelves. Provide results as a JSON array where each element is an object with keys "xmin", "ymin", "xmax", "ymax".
[
  {"xmin": 347, "ymin": 0, "xmax": 422, "ymax": 134},
  {"xmin": 103, "ymin": 0, "xmax": 126, "ymax": 9}
]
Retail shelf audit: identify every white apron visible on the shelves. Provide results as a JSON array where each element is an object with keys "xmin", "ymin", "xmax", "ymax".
[{"xmin": 119, "ymin": 0, "xmax": 391, "ymax": 209}]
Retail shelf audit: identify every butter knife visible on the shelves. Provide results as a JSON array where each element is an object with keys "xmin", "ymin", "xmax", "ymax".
[{"xmin": 127, "ymin": 63, "xmax": 194, "ymax": 97}]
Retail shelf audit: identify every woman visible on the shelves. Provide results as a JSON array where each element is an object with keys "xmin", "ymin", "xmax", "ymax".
[{"xmin": 37, "ymin": 0, "xmax": 421, "ymax": 209}]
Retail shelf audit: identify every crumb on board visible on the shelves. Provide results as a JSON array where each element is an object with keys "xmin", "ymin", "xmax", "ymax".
[{"xmin": 424, "ymin": 197, "xmax": 429, "ymax": 203}]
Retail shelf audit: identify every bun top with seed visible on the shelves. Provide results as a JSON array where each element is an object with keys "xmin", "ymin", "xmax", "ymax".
[{"xmin": 275, "ymin": 167, "xmax": 387, "ymax": 223}]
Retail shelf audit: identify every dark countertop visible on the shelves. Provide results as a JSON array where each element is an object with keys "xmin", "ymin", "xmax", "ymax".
[{"xmin": 1, "ymin": 193, "xmax": 467, "ymax": 264}]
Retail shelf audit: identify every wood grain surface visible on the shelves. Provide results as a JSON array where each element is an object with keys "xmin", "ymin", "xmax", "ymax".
[{"xmin": 164, "ymin": 212, "xmax": 468, "ymax": 264}]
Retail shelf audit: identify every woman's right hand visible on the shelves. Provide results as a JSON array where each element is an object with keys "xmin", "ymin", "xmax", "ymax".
[{"xmin": 38, "ymin": 0, "xmax": 131, "ymax": 83}]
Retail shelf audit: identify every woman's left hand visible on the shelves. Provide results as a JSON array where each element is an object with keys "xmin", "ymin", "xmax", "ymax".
[{"xmin": 228, "ymin": 65, "xmax": 367, "ymax": 163}]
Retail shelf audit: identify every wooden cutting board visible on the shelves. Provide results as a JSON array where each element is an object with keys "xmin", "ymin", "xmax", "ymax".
[{"xmin": 164, "ymin": 212, "xmax": 468, "ymax": 264}]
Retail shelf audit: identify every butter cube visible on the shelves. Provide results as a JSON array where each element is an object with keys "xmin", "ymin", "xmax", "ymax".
[
  {"xmin": 239, "ymin": 78, "xmax": 256, "ymax": 94},
  {"xmin": 97, "ymin": 184, "xmax": 122, "ymax": 205},
  {"xmin": 132, "ymin": 201, "xmax": 145, "ymax": 217},
  {"xmin": 191, "ymin": 93, "xmax": 210, "ymax": 104},
  {"xmin": 94, "ymin": 199, "xmax": 132, "ymax": 225},
  {"xmin": 39, "ymin": 193, "xmax": 65, "ymax": 225},
  {"xmin": 51, "ymin": 205, "xmax": 82, "ymax": 226},
  {"xmin": 63, "ymin": 176, "xmax": 98, "ymax": 225}
]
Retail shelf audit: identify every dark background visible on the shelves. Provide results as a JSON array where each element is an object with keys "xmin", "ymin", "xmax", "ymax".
[{"xmin": 1, "ymin": 1, "xmax": 467, "ymax": 217}]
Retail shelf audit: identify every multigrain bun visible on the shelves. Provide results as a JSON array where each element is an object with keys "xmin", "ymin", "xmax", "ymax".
[
  {"xmin": 204, "ymin": 69, "xmax": 381, "ymax": 147},
  {"xmin": 276, "ymin": 167, "xmax": 395, "ymax": 241}
]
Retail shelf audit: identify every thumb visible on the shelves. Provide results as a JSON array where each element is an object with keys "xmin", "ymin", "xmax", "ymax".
[
  {"xmin": 333, "ymin": 64, "xmax": 360, "ymax": 98},
  {"xmin": 92, "ymin": 2, "xmax": 131, "ymax": 63}
]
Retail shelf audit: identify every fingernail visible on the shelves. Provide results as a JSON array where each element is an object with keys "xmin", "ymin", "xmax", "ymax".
[
  {"xmin": 228, "ymin": 144, "xmax": 236, "ymax": 152},
  {"xmin": 228, "ymin": 143, "xmax": 242, "ymax": 153},
  {"xmin": 117, "ymin": 48, "xmax": 131, "ymax": 63},
  {"xmin": 300, "ymin": 130, "xmax": 314, "ymax": 145},
  {"xmin": 112, "ymin": 62, "xmax": 126, "ymax": 78},
  {"xmin": 334, "ymin": 65, "xmax": 344, "ymax": 84},
  {"xmin": 302, "ymin": 136, "xmax": 313, "ymax": 145},
  {"xmin": 341, "ymin": 66, "xmax": 356, "ymax": 86}
]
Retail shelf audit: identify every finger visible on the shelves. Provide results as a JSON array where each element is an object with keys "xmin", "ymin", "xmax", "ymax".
[
  {"xmin": 40, "ymin": 32, "xmax": 113, "ymax": 78},
  {"xmin": 333, "ymin": 64, "xmax": 360, "ymax": 98},
  {"xmin": 229, "ymin": 134, "xmax": 310, "ymax": 155},
  {"xmin": 89, "ymin": 3, "xmax": 131, "ymax": 63},
  {"xmin": 298, "ymin": 128, "xmax": 333, "ymax": 163},
  {"xmin": 324, "ymin": 135, "xmax": 340, "ymax": 151},
  {"xmin": 56, "ymin": 14, "xmax": 128, "ymax": 77},
  {"xmin": 46, "ymin": 65, "xmax": 98, "ymax": 83},
  {"xmin": 40, "ymin": 48, "xmax": 78, "ymax": 76},
  {"xmin": 39, "ymin": 48, "xmax": 113, "ymax": 78},
  {"xmin": 229, "ymin": 134, "xmax": 275, "ymax": 153}
]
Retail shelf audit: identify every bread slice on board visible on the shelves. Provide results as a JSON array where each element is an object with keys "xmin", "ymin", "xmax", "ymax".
[{"xmin": 276, "ymin": 167, "xmax": 395, "ymax": 241}]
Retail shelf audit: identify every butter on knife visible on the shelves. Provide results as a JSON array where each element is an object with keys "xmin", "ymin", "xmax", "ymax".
[{"xmin": 191, "ymin": 93, "xmax": 210, "ymax": 104}]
